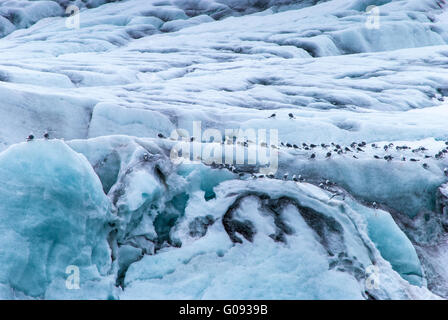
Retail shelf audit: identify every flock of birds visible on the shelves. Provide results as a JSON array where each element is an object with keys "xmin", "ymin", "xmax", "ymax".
[
  {"xmin": 26, "ymin": 115, "xmax": 448, "ymax": 185},
  {"xmin": 155, "ymin": 112, "xmax": 448, "ymax": 179},
  {"xmin": 24, "ymin": 122, "xmax": 448, "ymax": 210}
]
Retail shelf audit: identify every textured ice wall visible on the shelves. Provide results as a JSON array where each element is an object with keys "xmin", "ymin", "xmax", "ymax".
[
  {"xmin": 69, "ymin": 136, "xmax": 446, "ymax": 299},
  {"xmin": 0, "ymin": 140, "xmax": 116, "ymax": 299}
]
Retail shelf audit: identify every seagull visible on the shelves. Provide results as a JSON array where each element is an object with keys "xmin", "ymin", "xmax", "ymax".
[{"xmin": 329, "ymin": 192, "xmax": 345, "ymax": 200}]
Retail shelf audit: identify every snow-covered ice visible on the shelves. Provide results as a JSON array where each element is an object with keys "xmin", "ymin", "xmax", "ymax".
[{"xmin": 0, "ymin": 0, "xmax": 448, "ymax": 299}]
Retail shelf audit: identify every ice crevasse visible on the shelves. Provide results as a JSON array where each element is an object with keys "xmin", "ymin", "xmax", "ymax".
[{"xmin": 0, "ymin": 137, "xmax": 441, "ymax": 299}]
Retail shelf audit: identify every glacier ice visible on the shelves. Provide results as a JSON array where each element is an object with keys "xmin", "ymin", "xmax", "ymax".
[
  {"xmin": 0, "ymin": 140, "xmax": 115, "ymax": 299},
  {"xmin": 0, "ymin": 0, "xmax": 448, "ymax": 300}
]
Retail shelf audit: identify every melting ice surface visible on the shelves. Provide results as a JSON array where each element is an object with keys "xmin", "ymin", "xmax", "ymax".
[{"xmin": 0, "ymin": 0, "xmax": 448, "ymax": 299}]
